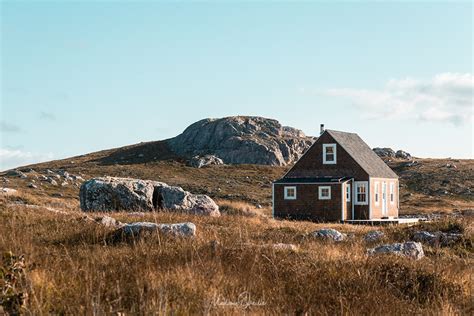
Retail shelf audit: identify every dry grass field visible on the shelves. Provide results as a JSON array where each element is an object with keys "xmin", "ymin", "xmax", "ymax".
[
  {"xmin": 1, "ymin": 146, "xmax": 473, "ymax": 314},
  {"xmin": 1, "ymin": 190, "xmax": 473, "ymax": 315}
]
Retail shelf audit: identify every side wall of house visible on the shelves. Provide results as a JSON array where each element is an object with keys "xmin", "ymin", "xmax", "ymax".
[
  {"xmin": 273, "ymin": 183, "xmax": 343, "ymax": 222},
  {"xmin": 369, "ymin": 178, "xmax": 399, "ymax": 219}
]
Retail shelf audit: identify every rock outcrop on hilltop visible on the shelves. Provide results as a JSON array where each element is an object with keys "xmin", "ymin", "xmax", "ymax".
[
  {"xmin": 167, "ymin": 116, "xmax": 315, "ymax": 166},
  {"xmin": 373, "ymin": 147, "xmax": 412, "ymax": 160},
  {"xmin": 79, "ymin": 177, "xmax": 220, "ymax": 216}
]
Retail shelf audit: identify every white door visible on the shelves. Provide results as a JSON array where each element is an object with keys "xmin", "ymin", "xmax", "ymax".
[{"xmin": 382, "ymin": 182, "xmax": 387, "ymax": 216}]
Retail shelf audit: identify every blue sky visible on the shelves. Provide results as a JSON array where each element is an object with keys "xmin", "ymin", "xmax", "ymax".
[{"xmin": 1, "ymin": 1, "xmax": 473, "ymax": 170}]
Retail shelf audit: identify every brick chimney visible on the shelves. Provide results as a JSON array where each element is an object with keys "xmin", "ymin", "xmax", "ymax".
[{"xmin": 320, "ymin": 124, "xmax": 325, "ymax": 135}]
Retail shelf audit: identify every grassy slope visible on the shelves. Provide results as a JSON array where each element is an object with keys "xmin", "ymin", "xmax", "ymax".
[
  {"xmin": 4, "ymin": 141, "xmax": 473, "ymax": 215},
  {"xmin": 1, "ymin": 142, "xmax": 473, "ymax": 314}
]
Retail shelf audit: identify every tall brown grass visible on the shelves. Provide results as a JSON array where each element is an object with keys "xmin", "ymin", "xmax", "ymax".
[{"xmin": 0, "ymin": 193, "xmax": 472, "ymax": 314}]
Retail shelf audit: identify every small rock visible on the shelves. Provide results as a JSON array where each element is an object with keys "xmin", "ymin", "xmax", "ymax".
[
  {"xmin": 38, "ymin": 175, "xmax": 48, "ymax": 181},
  {"xmin": 188, "ymin": 155, "xmax": 224, "ymax": 168},
  {"xmin": 367, "ymin": 242, "xmax": 424, "ymax": 260},
  {"xmin": 271, "ymin": 243, "xmax": 298, "ymax": 251},
  {"xmin": 0, "ymin": 187, "xmax": 18, "ymax": 195},
  {"xmin": 61, "ymin": 181, "xmax": 68, "ymax": 187},
  {"xmin": 51, "ymin": 193, "xmax": 63, "ymax": 197},
  {"xmin": 364, "ymin": 230, "xmax": 385, "ymax": 242},
  {"xmin": 311, "ymin": 228, "xmax": 346, "ymax": 241},
  {"xmin": 27, "ymin": 183, "xmax": 38, "ymax": 189},
  {"xmin": 115, "ymin": 222, "xmax": 196, "ymax": 238},
  {"xmin": 256, "ymin": 204, "xmax": 262, "ymax": 209},
  {"xmin": 95, "ymin": 216, "xmax": 123, "ymax": 228},
  {"xmin": 47, "ymin": 178, "xmax": 58, "ymax": 186}
]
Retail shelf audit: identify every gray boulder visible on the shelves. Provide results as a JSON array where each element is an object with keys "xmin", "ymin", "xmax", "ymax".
[
  {"xmin": 80, "ymin": 177, "xmax": 220, "ymax": 216},
  {"xmin": 6, "ymin": 170, "xmax": 27, "ymax": 178},
  {"xmin": 364, "ymin": 230, "xmax": 385, "ymax": 242},
  {"xmin": 155, "ymin": 184, "xmax": 220, "ymax": 216},
  {"xmin": 311, "ymin": 228, "xmax": 346, "ymax": 241},
  {"xmin": 188, "ymin": 155, "xmax": 224, "ymax": 168},
  {"xmin": 80, "ymin": 177, "xmax": 156, "ymax": 212},
  {"xmin": 116, "ymin": 222, "xmax": 196, "ymax": 238},
  {"xmin": 367, "ymin": 242, "xmax": 424, "ymax": 260},
  {"xmin": 373, "ymin": 147, "xmax": 396, "ymax": 158},
  {"xmin": 413, "ymin": 231, "xmax": 463, "ymax": 247},
  {"xmin": 167, "ymin": 116, "xmax": 314, "ymax": 166},
  {"xmin": 395, "ymin": 150, "xmax": 412, "ymax": 160}
]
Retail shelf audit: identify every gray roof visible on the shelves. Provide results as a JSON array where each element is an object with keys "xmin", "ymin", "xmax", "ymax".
[
  {"xmin": 275, "ymin": 176, "xmax": 353, "ymax": 184},
  {"xmin": 326, "ymin": 129, "xmax": 398, "ymax": 179}
]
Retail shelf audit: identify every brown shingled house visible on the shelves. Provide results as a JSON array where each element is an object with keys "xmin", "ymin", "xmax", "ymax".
[{"xmin": 272, "ymin": 127, "xmax": 399, "ymax": 222}]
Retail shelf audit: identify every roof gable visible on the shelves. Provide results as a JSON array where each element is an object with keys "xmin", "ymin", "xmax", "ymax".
[{"xmin": 325, "ymin": 129, "xmax": 398, "ymax": 179}]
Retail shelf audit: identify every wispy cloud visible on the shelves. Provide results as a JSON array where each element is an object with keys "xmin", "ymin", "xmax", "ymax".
[
  {"xmin": 323, "ymin": 73, "xmax": 473, "ymax": 125},
  {"xmin": 39, "ymin": 111, "xmax": 56, "ymax": 121},
  {"xmin": 0, "ymin": 148, "xmax": 54, "ymax": 171},
  {"xmin": 0, "ymin": 121, "xmax": 22, "ymax": 133}
]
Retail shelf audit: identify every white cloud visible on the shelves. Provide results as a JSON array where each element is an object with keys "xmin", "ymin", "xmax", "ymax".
[
  {"xmin": 0, "ymin": 148, "xmax": 54, "ymax": 171},
  {"xmin": 324, "ymin": 73, "xmax": 473, "ymax": 125}
]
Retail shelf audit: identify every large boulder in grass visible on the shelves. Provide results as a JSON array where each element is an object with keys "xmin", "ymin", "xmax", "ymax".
[
  {"xmin": 154, "ymin": 184, "xmax": 220, "ymax": 216},
  {"xmin": 115, "ymin": 222, "xmax": 196, "ymax": 238},
  {"xmin": 80, "ymin": 177, "xmax": 156, "ymax": 211},
  {"xmin": 79, "ymin": 177, "xmax": 220, "ymax": 216},
  {"xmin": 367, "ymin": 242, "xmax": 424, "ymax": 260}
]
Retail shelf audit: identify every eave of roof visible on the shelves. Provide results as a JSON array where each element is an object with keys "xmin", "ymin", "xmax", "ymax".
[{"xmin": 274, "ymin": 176, "xmax": 353, "ymax": 184}]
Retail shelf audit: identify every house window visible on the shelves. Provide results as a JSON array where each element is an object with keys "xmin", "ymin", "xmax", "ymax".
[
  {"xmin": 346, "ymin": 184, "xmax": 351, "ymax": 202},
  {"xmin": 322, "ymin": 144, "xmax": 337, "ymax": 164},
  {"xmin": 284, "ymin": 186, "xmax": 296, "ymax": 200},
  {"xmin": 375, "ymin": 182, "xmax": 380, "ymax": 204},
  {"xmin": 318, "ymin": 186, "xmax": 331, "ymax": 200},
  {"xmin": 355, "ymin": 181, "xmax": 368, "ymax": 205},
  {"xmin": 390, "ymin": 183, "xmax": 395, "ymax": 204}
]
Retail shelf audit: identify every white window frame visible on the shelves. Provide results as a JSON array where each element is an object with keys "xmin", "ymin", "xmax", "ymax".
[
  {"xmin": 354, "ymin": 181, "xmax": 368, "ymax": 205},
  {"xmin": 390, "ymin": 183, "xmax": 395, "ymax": 204},
  {"xmin": 322, "ymin": 144, "xmax": 337, "ymax": 164},
  {"xmin": 318, "ymin": 186, "xmax": 331, "ymax": 200},
  {"xmin": 284, "ymin": 186, "xmax": 297, "ymax": 200},
  {"xmin": 346, "ymin": 184, "xmax": 351, "ymax": 202},
  {"xmin": 374, "ymin": 181, "xmax": 380, "ymax": 205}
]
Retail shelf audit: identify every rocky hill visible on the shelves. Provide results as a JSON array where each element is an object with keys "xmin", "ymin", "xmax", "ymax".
[{"xmin": 167, "ymin": 116, "xmax": 314, "ymax": 166}]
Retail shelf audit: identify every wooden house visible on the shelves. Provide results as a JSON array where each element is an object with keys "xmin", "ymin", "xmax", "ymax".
[{"xmin": 272, "ymin": 127, "xmax": 399, "ymax": 222}]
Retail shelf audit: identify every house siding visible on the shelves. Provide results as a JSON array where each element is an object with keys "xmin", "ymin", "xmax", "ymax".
[
  {"xmin": 285, "ymin": 132, "xmax": 370, "ymax": 180},
  {"xmin": 273, "ymin": 183, "xmax": 343, "ymax": 222},
  {"xmin": 370, "ymin": 178, "xmax": 399, "ymax": 219}
]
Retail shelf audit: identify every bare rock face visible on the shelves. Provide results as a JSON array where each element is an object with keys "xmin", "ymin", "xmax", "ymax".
[
  {"xmin": 167, "ymin": 116, "xmax": 314, "ymax": 166},
  {"xmin": 80, "ymin": 177, "xmax": 220, "ymax": 216}
]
